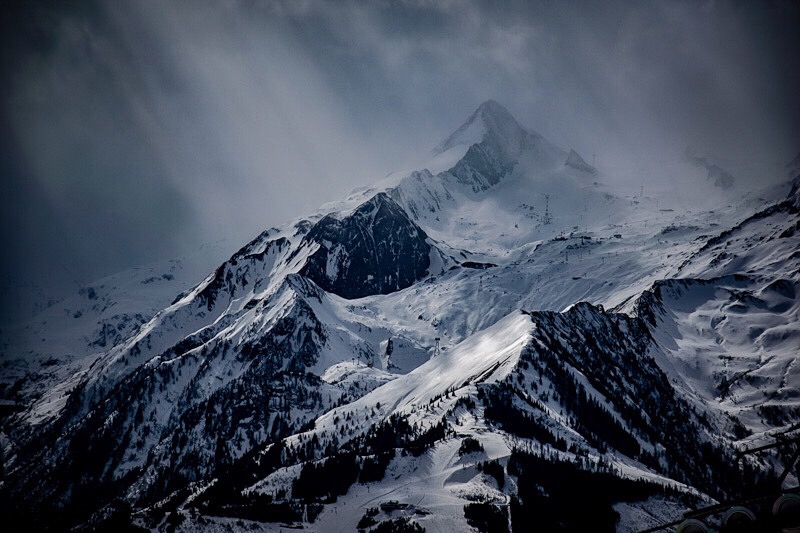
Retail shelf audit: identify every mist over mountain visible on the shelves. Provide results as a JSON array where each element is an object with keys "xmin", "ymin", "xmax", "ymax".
[{"xmin": 2, "ymin": 0, "xmax": 798, "ymax": 323}]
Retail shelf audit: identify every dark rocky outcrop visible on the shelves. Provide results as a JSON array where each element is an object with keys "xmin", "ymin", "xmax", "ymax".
[{"xmin": 300, "ymin": 193, "xmax": 431, "ymax": 299}]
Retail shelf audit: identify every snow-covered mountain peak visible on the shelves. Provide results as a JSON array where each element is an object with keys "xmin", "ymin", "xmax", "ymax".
[
  {"xmin": 426, "ymin": 100, "xmax": 568, "ymax": 195},
  {"xmin": 436, "ymin": 99, "xmax": 529, "ymax": 156}
]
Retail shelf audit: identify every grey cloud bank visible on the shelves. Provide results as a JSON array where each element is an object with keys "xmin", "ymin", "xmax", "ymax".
[{"xmin": 1, "ymin": 0, "xmax": 798, "ymax": 318}]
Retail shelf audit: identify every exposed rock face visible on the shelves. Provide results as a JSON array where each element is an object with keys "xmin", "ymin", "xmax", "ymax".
[
  {"xmin": 300, "ymin": 192, "xmax": 431, "ymax": 299},
  {"xmin": 686, "ymin": 151, "xmax": 735, "ymax": 189},
  {"xmin": 565, "ymin": 148, "xmax": 597, "ymax": 174}
]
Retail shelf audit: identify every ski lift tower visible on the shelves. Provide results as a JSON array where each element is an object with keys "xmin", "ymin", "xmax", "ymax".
[
  {"xmin": 542, "ymin": 194, "xmax": 552, "ymax": 225},
  {"xmin": 434, "ymin": 337, "xmax": 441, "ymax": 357}
]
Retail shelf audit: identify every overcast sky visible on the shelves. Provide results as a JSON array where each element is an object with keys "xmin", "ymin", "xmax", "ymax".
[{"xmin": 2, "ymin": 0, "xmax": 799, "ymax": 311}]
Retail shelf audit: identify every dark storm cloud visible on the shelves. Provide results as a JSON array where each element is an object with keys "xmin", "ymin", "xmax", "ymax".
[
  {"xmin": 0, "ymin": 0, "xmax": 393, "ymax": 303},
  {"xmin": 270, "ymin": 0, "xmax": 799, "ymax": 173},
  {"xmin": 2, "ymin": 0, "xmax": 798, "ymax": 317}
]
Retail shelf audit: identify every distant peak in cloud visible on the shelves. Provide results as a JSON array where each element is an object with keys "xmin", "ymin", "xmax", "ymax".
[
  {"xmin": 685, "ymin": 148, "xmax": 736, "ymax": 190},
  {"xmin": 565, "ymin": 149, "xmax": 597, "ymax": 175},
  {"xmin": 475, "ymin": 99, "xmax": 514, "ymax": 122},
  {"xmin": 436, "ymin": 99, "xmax": 530, "ymax": 154}
]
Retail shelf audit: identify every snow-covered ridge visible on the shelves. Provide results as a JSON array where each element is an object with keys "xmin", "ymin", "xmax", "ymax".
[{"xmin": 2, "ymin": 100, "xmax": 797, "ymax": 532}]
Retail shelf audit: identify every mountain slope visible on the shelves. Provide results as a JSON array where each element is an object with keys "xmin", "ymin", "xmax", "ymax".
[{"xmin": 1, "ymin": 102, "xmax": 797, "ymax": 532}]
